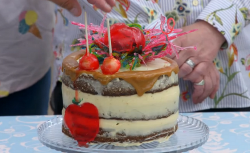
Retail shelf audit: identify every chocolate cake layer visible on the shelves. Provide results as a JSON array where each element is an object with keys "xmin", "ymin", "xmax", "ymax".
[
  {"xmin": 62, "ymin": 124, "xmax": 178, "ymax": 143},
  {"xmin": 62, "ymin": 73, "xmax": 178, "ymax": 96}
]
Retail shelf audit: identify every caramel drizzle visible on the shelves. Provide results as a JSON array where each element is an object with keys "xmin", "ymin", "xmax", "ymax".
[{"xmin": 62, "ymin": 50, "xmax": 179, "ymax": 96}]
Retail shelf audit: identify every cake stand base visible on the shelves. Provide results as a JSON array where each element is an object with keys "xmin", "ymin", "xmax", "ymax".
[{"xmin": 37, "ymin": 115, "xmax": 209, "ymax": 153}]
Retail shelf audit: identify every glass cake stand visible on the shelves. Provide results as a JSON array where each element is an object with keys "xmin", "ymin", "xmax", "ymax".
[{"xmin": 37, "ymin": 115, "xmax": 209, "ymax": 153}]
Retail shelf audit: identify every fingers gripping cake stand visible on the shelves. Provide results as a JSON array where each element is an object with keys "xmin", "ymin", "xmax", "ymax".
[{"xmin": 38, "ymin": 12, "xmax": 209, "ymax": 152}]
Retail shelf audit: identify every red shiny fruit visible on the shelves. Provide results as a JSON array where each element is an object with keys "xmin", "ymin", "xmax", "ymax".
[
  {"xmin": 64, "ymin": 103, "xmax": 99, "ymax": 146},
  {"xmin": 79, "ymin": 54, "xmax": 99, "ymax": 70},
  {"xmin": 101, "ymin": 56, "xmax": 121, "ymax": 75},
  {"xmin": 96, "ymin": 23, "xmax": 146, "ymax": 53}
]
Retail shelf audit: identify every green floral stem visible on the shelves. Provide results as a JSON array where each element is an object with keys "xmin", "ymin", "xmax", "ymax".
[
  {"xmin": 223, "ymin": 91, "xmax": 250, "ymax": 100},
  {"xmin": 221, "ymin": 81, "xmax": 229, "ymax": 97},
  {"xmin": 213, "ymin": 4, "xmax": 234, "ymax": 13},
  {"xmin": 214, "ymin": 67, "xmax": 249, "ymax": 107},
  {"xmin": 221, "ymin": 68, "xmax": 230, "ymax": 97},
  {"xmin": 206, "ymin": 4, "xmax": 234, "ymax": 21},
  {"xmin": 221, "ymin": 71, "xmax": 227, "ymax": 77},
  {"xmin": 183, "ymin": 17, "xmax": 187, "ymax": 27},
  {"xmin": 214, "ymin": 78, "xmax": 229, "ymax": 107},
  {"xmin": 215, "ymin": 91, "xmax": 249, "ymax": 108}
]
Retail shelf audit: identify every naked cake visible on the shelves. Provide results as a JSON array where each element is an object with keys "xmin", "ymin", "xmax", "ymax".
[
  {"xmin": 61, "ymin": 50, "xmax": 179, "ymax": 146},
  {"xmin": 60, "ymin": 16, "xmax": 196, "ymax": 146}
]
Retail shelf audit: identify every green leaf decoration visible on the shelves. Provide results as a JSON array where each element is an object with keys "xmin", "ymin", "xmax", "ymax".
[
  {"xmin": 92, "ymin": 51, "xmax": 105, "ymax": 64},
  {"xmin": 127, "ymin": 23, "xmax": 143, "ymax": 31},
  {"xmin": 72, "ymin": 97, "xmax": 83, "ymax": 105},
  {"xmin": 121, "ymin": 52, "xmax": 128, "ymax": 59},
  {"xmin": 119, "ymin": 53, "xmax": 143, "ymax": 70},
  {"xmin": 228, "ymin": 71, "xmax": 240, "ymax": 82},
  {"xmin": 132, "ymin": 56, "xmax": 139, "ymax": 70},
  {"xmin": 240, "ymin": 7, "xmax": 248, "ymax": 20},
  {"xmin": 89, "ymin": 43, "xmax": 95, "ymax": 53},
  {"xmin": 112, "ymin": 52, "xmax": 120, "ymax": 57},
  {"xmin": 120, "ymin": 55, "xmax": 131, "ymax": 68},
  {"xmin": 215, "ymin": 14, "xmax": 223, "ymax": 26},
  {"xmin": 72, "ymin": 98, "xmax": 78, "ymax": 105}
]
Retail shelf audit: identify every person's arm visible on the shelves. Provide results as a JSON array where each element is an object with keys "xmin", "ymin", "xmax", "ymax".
[{"xmin": 196, "ymin": 0, "xmax": 250, "ymax": 49}]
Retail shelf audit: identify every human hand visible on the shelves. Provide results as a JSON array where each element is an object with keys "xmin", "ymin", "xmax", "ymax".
[
  {"xmin": 87, "ymin": 0, "xmax": 116, "ymax": 12},
  {"xmin": 172, "ymin": 20, "xmax": 225, "ymax": 79},
  {"xmin": 49, "ymin": 0, "xmax": 115, "ymax": 16},
  {"xmin": 49, "ymin": 0, "xmax": 82, "ymax": 16},
  {"xmin": 190, "ymin": 62, "xmax": 220, "ymax": 104}
]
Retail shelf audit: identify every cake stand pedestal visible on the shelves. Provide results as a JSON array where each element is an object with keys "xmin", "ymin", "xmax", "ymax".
[{"xmin": 37, "ymin": 115, "xmax": 209, "ymax": 153}]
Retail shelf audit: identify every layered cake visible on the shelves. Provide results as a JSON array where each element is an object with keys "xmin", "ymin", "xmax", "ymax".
[
  {"xmin": 61, "ymin": 50, "xmax": 179, "ymax": 146},
  {"xmin": 61, "ymin": 16, "xmax": 195, "ymax": 146}
]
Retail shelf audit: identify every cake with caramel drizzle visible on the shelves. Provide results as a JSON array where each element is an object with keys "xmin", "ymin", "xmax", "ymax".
[{"xmin": 61, "ymin": 15, "xmax": 196, "ymax": 147}]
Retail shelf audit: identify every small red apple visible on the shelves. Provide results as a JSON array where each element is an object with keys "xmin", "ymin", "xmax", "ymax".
[
  {"xmin": 64, "ymin": 103, "xmax": 99, "ymax": 146},
  {"xmin": 79, "ymin": 54, "xmax": 99, "ymax": 71},
  {"xmin": 101, "ymin": 56, "xmax": 121, "ymax": 75}
]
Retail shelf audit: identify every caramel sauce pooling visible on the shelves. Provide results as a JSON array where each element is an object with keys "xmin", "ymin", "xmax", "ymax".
[{"xmin": 62, "ymin": 50, "xmax": 179, "ymax": 96}]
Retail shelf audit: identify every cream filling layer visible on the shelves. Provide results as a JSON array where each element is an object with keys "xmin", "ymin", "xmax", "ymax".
[
  {"xmin": 98, "ymin": 112, "xmax": 178, "ymax": 137},
  {"xmin": 62, "ymin": 84, "xmax": 179, "ymax": 119},
  {"xmin": 62, "ymin": 109, "xmax": 178, "ymax": 137}
]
